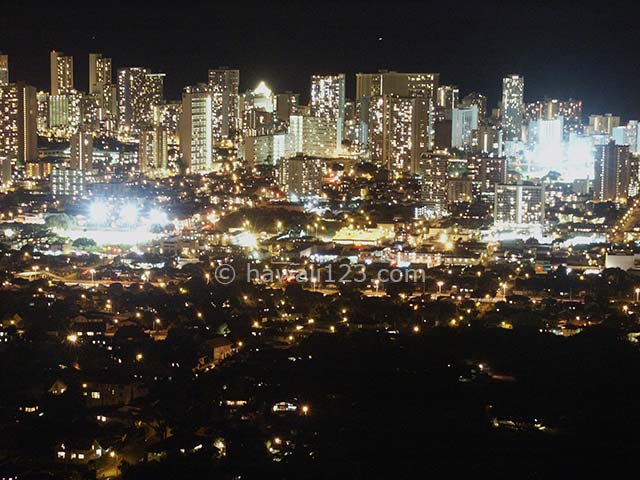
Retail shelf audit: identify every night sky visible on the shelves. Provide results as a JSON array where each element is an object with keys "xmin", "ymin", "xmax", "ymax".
[{"xmin": 2, "ymin": 1, "xmax": 639, "ymax": 119}]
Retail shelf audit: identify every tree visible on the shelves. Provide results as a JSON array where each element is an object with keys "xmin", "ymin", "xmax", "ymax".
[
  {"xmin": 72, "ymin": 237, "xmax": 97, "ymax": 248},
  {"xmin": 45, "ymin": 213, "xmax": 75, "ymax": 230}
]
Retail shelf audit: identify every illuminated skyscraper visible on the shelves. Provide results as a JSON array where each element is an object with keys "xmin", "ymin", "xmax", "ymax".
[
  {"xmin": 117, "ymin": 68, "xmax": 165, "ymax": 136},
  {"xmin": 310, "ymin": 74, "xmax": 345, "ymax": 149},
  {"xmin": 139, "ymin": 127, "xmax": 168, "ymax": 173},
  {"xmin": 589, "ymin": 113, "xmax": 620, "ymax": 135},
  {"xmin": 36, "ymin": 91, "xmax": 49, "ymax": 135},
  {"xmin": 526, "ymin": 98, "xmax": 582, "ymax": 137},
  {"xmin": 0, "ymin": 82, "xmax": 37, "ymax": 165},
  {"xmin": 287, "ymin": 114, "xmax": 337, "ymax": 158},
  {"xmin": 461, "ymin": 92, "xmax": 487, "ymax": 120},
  {"xmin": 437, "ymin": 85, "xmax": 459, "ymax": 110},
  {"xmin": 208, "ymin": 67, "xmax": 240, "ymax": 141},
  {"xmin": 451, "ymin": 106, "xmax": 478, "ymax": 149},
  {"xmin": 70, "ymin": 130, "xmax": 93, "ymax": 171},
  {"xmin": 243, "ymin": 133, "xmax": 287, "ymax": 167},
  {"xmin": 418, "ymin": 152, "xmax": 449, "ymax": 216},
  {"xmin": 0, "ymin": 54, "xmax": 8, "ymax": 86},
  {"xmin": 153, "ymin": 102, "xmax": 182, "ymax": 146},
  {"xmin": 357, "ymin": 71, "xmax": 438, "ymax": 160},
  {"xmin": 356, "ymin": 71, "xmax": 439, "ymax": 101},
  {"xmin": 494, "ymin": 183, "xmax": 545, "ymax": 225},
  {"xmin": 89, "ymin": 53, "xmax": 112, "ymax": 94},
  {"xmin": 0, "ymin": 156, "xmax": 10, "ymax": 187},
  {"xmin": 180, "ymin": 85, "xmax": 212, "ymax": 173},
  {"xmin": 501, "ymin": 75, "xmax": 524, "ymax": 141},
  {"xmin": 277, "ymin": 154, "xmax": 324, "ymax": 198},
  {"xmin": 612, "ymin": 121, "xmax": 640, "ymax": 154},
  {"xmin": 368, "ymin": 95, "xmax": 430, "ymax": 174},
  {"xmin": 594, "ymin": 140, "xmax": 631, "ymax": 202},
  {"xmin": 50, "ymin": 51, "xmax": 74, "ymax": 95},
  {"xmin": 479, "ymin": 156, "xmax": 507, "ymax": 193}
]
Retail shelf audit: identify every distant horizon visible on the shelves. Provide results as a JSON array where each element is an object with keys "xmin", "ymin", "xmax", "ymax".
[{"xmin": 2, "ymin": 1, "xmax": 639, "ymax": 119}]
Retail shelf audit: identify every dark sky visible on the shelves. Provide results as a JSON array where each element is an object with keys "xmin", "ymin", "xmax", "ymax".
[{"xmin": 2, "ymin": 1, "xmax": 639, "ymax": 119}]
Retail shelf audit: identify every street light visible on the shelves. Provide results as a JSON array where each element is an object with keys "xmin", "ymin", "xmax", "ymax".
[
  {"xmin": 634, "ymin": 287, "xmax": 640, "ymax": 303},
  {"xmin": 437, "ymin": 281, "xmax": 444, "ymax": 294},
  {"xmin": 89, "ymin": 269, "xmax": 96, "ymax": 286}
]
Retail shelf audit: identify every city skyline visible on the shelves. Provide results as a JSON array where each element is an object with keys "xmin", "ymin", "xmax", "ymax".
[
  {"xmin": 3, "ymin": 3, "xmax": 640, "ymax": 478},
  {"xmin": 2, "ymin": 2, "xmax": 640, "ymax": 118}
]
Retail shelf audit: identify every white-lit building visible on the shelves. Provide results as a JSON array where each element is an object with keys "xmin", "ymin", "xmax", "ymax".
[
  {"xmin": 70, "ymin": 130, "xmax": 93, "ymax": 172},
  {"xmin": 50, "ymin": 51, "xmax": 73, "ymax": 95},
  {"xmin": 310, "ymin": 74, "xmax": 345, "ymax": 149},
  {"xmin": 451, "ymin": 106, "xmax": 478, "ymax": 149},
  {"xmin": 501, "ymin": 75, "xmax": 524, "ymax": 141},
  {"xmin": 117, "ymin": 67, "xmax": 165, "ymax": 136},
  {"xmin": 494, "ymin": 183, "xmax": 545, "ymax": 225},
  {"xmin": 180, "ymin": 85, "xmax": 212, "ymax": 173},
  {"xmin": 51, "ymin": 167, "xmax": 85, "ymax": 196},
  {"xmin": 277, "ymin": 154, "xmax": 324, "ymax": 198},
  {"xmin": 418, "ymin": 152, "xmax": 449, "ymax": 216}
]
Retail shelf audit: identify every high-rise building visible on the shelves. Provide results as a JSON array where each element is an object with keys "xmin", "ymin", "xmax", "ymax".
[
  {"xmin": 612, "ymin": 121, "xmax": 640, "ymax": 154},
  {"xmin": 48, "ymin": 94, "xmax": 70, "ymax": 129},
  {"xmin": 310, "ymin": 74, "xmax": 345, "ymax": 150},
  {"xmin": 418, "ymin": 152, "xmax": 449, "ymax": 216},
  {"xmin": 36, "ymin": 91, "xmax": 49, "ymax": 135},
  {"xmin": 528, "ymin": 117, "xmax": 564, "ymax": 146},
  {"xmin": 50, "ymin": 51, "xmax": 73, "ymax": 95},
  {"xmin": 0, "ymin": 155, "xmax": 11, "ymax": 187},
  {"xmin": 494, "ymin": 183, "xmax": 545, "ymax": 225},
  {"xmin": 356, "ymin": 71, "xmax": 439, "ymax": 101},
  {"xmin": 0, "ymin": 54, "xmax": 8, "ymax": 86},
  {"xmin": 357, "ymin": 71, "xmax": 438, "ymax": 161},
  {"xmin": 139, "ymin": 127, "xmax": 168, "ymax": 173},
  {"xmin": 479, "ymin": 156, "xmax": 508, "ymax": 193},
  {"xmin": 180, "ymin": 85, "xmax": 212, "ymax": 173},
  {"xmin": 287, "ymin": 114, "xmax": 337, "ymax": 158},
  {"xmin": 89, "ymin": 53, "xmax": 112, "ymax": 94},
  {"xmin": 501, "ymin": 75, "xmax": 524, "ymax": 141},
  {"xmin": 447, "ymin": 177, "xmax": 473, "ymax": 203},
  {"xmin": 70, "ymin": 130, "xmax": 93, "ymax": 171},
  {"xmin": 589, "ymin": 114, "xmax": 620, "ymax": 135},
  {"xmin": 277, "ymin": 154, "xmax": 324, "ymax": 198},
  {"xmin": 208, "ymin": 68, "xmax": 240, "ymax": 141},
  {"xmin": 275, "ymin": 92, "xmax": 299, "ymax": 122},
  {"xmin": 437, "ymin": 85, "xmax": 459, "ymax": 110},
  {"xmin": 244, "ymin": 133, "xmax": 288, "ymax": 167},
  {"xmin": 368, "ymin": 95, "xmax": 430, "ymax": 174},
  {"xmin": 0, "ymin": 82, "xmax": 37, "ymax": 164},
  {"xmin": 461, "ymin": 92, "xmax": 487, "ymax": 120},
  {"xmin": 451, "ymin": 106, "xmax": 478, "ymax": 149},
  {"xmin": 51, "ymin": 166, "xmax": 84, "ymax": 196},
  {"xmin": 526, "ymin": 98, "xmax": 582, "ymax": 137},
  {"xmin": 594, "ymin": 140, "xmax": 631, "ymax": 202},
  {"xmin": 117, "ymin": 68, "xmax": 165, "ymax": 136}
]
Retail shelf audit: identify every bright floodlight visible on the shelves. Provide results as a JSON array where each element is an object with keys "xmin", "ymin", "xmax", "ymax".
[
  {"xmin": 89, "ymin": 201, "xmax": 109, "ymax": 225},
  {"xmin": 148, "ymin": 208, "xmax": 168, "ymax": 225},
  {"xmin": 121, "ymin": 204, "xmax": 139, "ymax": 226}
]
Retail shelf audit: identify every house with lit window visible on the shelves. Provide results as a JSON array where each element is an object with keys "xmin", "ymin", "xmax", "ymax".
[{"xmin": 56, "ymin": 439, "xmax": 103, "ymax": 463}]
